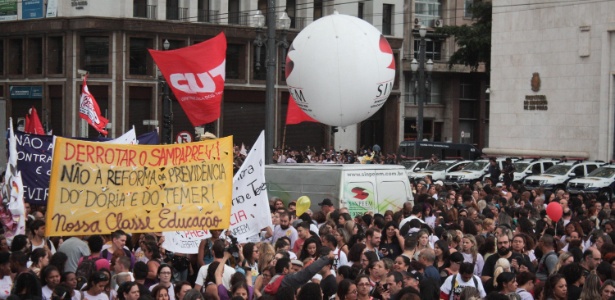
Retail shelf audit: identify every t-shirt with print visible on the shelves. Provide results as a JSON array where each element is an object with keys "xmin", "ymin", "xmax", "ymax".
[{"xmin": 440, "ymin": 274, "xmax": 487, "ymax": 300}]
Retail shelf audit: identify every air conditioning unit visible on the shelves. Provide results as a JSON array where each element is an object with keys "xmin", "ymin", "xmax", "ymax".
[
  {"xmin": 414, "ymin": 17, "xmax": 421, "ymax": 27},
  {"xmin": 434, "ymin": 19, "xmax": 444, "ymax": 27}
]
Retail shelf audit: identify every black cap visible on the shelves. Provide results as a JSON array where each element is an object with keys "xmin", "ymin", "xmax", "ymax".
[
  {"xmin": 318, "ymin": 198, "xmax": 333, "ymax": 206},
  {"xmin": 408, "ymin": 270, "xmax": 423, "ymax": 281}
]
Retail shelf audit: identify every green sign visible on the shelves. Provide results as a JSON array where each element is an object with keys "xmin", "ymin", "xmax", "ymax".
[{"xmin": 0, "ymin": 0, "xmax": 17, "ymax": 21}]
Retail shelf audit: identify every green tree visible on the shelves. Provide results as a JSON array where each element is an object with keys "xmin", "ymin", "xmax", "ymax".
[{"xmin": 436, "ymin": 1, "xmax": 492, "ymax": 72}]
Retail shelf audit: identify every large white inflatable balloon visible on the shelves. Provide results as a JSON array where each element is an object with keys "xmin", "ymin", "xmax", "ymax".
[{"xmin": 285, "ymin": 12, "xmax": 396, "ymax": 127}]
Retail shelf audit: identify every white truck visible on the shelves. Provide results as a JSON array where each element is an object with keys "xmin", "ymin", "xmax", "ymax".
[{"xmin": 265, "ymin": 164, "xmax": 413, "ymax": 217}]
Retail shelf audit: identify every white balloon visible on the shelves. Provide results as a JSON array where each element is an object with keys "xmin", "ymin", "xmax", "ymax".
[{"xmin": 285, "ymin": 13, "xmax": 396, "ymax": 127}]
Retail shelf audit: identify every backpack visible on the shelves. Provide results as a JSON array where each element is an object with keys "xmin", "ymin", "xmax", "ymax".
[
  {"xmin": 263, "ymin": 274, "xmax": 286, "ymax": 295},
  {"xmin": 450, "ymin": 273, "xmax": 479, "ymax": 300},
  {"xmin": 76, "ymin": 255, "xmax": 103, "ymax": 280}
]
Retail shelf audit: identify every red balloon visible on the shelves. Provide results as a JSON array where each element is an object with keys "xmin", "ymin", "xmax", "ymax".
[{"xmin": 546, "ymin": 202, "xmax": 563, "ymax": 222}]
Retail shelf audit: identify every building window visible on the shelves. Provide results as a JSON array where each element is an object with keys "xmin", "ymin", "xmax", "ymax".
[
  {"xmin": 382, "ymin": 4, "xmax": 393, "ymax": 35},
  {"xmin": 358, "ymin": 2, "xmax": 364, "ymax": 19},
  {"xmin": 129, "ymin": 38, "xmax": 153, "ymax": 75},
  {"xmin": 228, "ymin": 0, "xmax": 240, "ymax": 25},
  {"xmin": 8, "ymin": 38, "xmax": 23, "ymax": 75},
  {"xmin": 81, "ymin": 36, "xmax": 109, "ymax": 74},
  {"xmin": 464, "ymin": 0, "xmax": 474, "ymax": 18},
  {"xmin": 459, "ymin": 82, "xmax": 478, "ymax": 120},
  {"xmin": 27, "ymin": 37, "xmax": 43, "ymax": 75},
  {"xmin": 166, "ymin": 0, "xmax": 179, "ymax": 20},
  {"xmin": 47, "ymin": 36, "xmax": 63, "ymax": 75},
  {"xmin": 226, "ymin": 44, "xmax": 245, "ymax": 80},
  {"xmin": 165, "ymin": 39, "xmax": 186, "ymax": 50},
  {"xmin": 198, "ymin": 0, "xmax": 210, "ymax": 22},
  {"xmin": 287, "ymin": 0, "xmax": 297, "ymax": 28},
  {"xmin": 134, "ymin": 0, "xmax": 147, "ymax": 18},
  {"xmin": 0, "ymin": 40, "xmax": 4, "ymax": 75},
  {"xmin": 129, "ymin": 86, "xmax": 153, "ymax": 135},
  {"xmin": 413, "ymin": 38, "xmax": 442, "ymax": 61},
  {"xmin": 407, "ymin": 77, "xmax": 441, "ymax": 104},
  {"xmin": 314, "ymin": 0, "xmax": 323, "ymax": 21},
  {"xmin": 415, "ymin": 0, "xmax": 441, "ymax": 27}
]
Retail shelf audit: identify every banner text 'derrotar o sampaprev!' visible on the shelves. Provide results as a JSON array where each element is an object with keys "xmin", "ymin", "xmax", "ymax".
[{"xmin": 45, "ymin": 136, "xmax": 233, "ymax": 236}]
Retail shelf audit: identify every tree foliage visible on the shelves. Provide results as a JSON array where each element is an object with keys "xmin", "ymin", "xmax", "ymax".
[{"xmin": 435, "ymin": 1, "xmax": 492, "ymax": 72}]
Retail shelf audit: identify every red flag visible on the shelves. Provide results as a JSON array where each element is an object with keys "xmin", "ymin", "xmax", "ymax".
[
  {"xmin": 79, "ymin": 75, "xmax": 109, "ymax": 135},
  {"xmin": 148, "ymin": 33, "xmax": 226, "ymax": 127},
  {"xmin": 24, "ymin": 106, "xmax": 45, "ymax": 134},
  {"xmin": 286, "ymin": 95, "xmax": 318, "ymax": 125}
]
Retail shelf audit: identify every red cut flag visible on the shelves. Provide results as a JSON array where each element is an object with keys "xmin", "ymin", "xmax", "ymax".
[
  {"xmin": 148, "ymin": 33, "xmax": 227, "ymax": 127},
  {"xmin": 79, "ymin": 75, "xmax": 109, "ymax": 136},
  {"xmin": 24, "ymin": 106, "xmax": 45, "ymax": 134},
  {"xmin": 286, "ymin": 95, "xmax": 318, "ymax": 125}
]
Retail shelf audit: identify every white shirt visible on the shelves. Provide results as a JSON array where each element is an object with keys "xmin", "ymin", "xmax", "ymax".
[
  {"xmin": 461, "ymin": 252, "xmax": 485, "ymax": 276},
  {"xmin": 440, "ymin": 274, "xmax": 487, "ymax": 300},
  {"xmin": 398, "ymin": 215, "xmax": 425, "ymax": 229},
  {"xmin": 195, "ymin": 263, "xmax": 236, "ymax": 289},
  {"xmin": 82, "ymin": 292, "xmax": 109, "ymax": 300},
  {"xmin": 333, "ymin": 247, "xmax": 348, "ymax": 269},
  {"xmin": 0, "ymin": 276, "xmax": 11, "ymax": 299},
  {"xmin": 42, "ymin": 285, "xmax": 53, "ymax": 300}
]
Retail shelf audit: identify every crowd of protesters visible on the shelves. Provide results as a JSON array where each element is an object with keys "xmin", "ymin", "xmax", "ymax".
[{"xmin": 3, "ymin": 147, "xmax": 615, "ymax": 300}]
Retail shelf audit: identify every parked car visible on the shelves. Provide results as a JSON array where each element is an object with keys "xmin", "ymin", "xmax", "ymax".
[
  {"xmin": 409, "ymin": 159, "xmax": 472, "ymax": 182},
  {"xmin": 400, "ymin": 159, "xmax": 431, "ymax": 178},
  {"xmin": 504, "ymin": 158, "xmax": 560, "ymax": 183},
  {"xmin": 446, "ymin": 157, "xmax": 518, "ymax": 188},
  {"xmin": 524, "ymin": 160, "xmax": 604, "ymax": 192},
  {"xmin": 567, "ymin": 164, "xmax": 615, "ymax": 201}
]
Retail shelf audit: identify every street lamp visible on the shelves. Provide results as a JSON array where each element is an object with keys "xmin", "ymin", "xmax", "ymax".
[
  {"xmin": 252, "ymin": 2, "xmax": 291, "ymax": 164},
  {"xmin": 160, "ymin": 39, "xmax": 173, "ymax": 144},
  {"xmin": 410, "ymin": 25, "xmax": 433, "ymax": 156}
]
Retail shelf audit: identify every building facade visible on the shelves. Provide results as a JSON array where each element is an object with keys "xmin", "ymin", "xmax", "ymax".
[
  {"xmin": 486, "ymin": 0, "xmax": 615, "ymax": 160},
  {"xmin": 0, "ymin": 0, "xmax": 488, "ymax": 166},
  {"xmin": 401, "ymin": 0, "xmax": 490, "ymax": 154}
]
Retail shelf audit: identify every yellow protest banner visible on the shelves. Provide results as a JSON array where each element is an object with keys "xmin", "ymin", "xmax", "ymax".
[{"xmin": 45, "ymin": 136, "xmax": 233, "ymax": 236}]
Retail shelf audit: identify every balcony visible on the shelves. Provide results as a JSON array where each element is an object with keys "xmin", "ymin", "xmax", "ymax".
[
  {"xmin": 229, "ymin": 12, "xmax": 250, "ymax": 26},
  {"xmin": 167, "ymin": 7, "xmax": 188, "ymax": 21},
  {"xmin": 134, "ymin": 4, "xmax": 157, "ymax": 20},
  {"xmin": 197, "ymin": 9, "xmax": 219, "ymax": 23}
]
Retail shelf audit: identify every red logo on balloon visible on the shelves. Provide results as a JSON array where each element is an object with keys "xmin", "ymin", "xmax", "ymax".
[
  {"xmin": 285, "ymin": 44, "xmax": 295, "ymax": 78},
  {"xmin": 351, "ymin": 187, "xmax": 369, "ymax": 200},
  {"xmin": 379, "ymin": 35, "xmax": 395, "ymax": 70}
]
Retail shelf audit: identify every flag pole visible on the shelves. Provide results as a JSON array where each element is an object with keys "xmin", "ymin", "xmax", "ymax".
[{"xmin": 281, "ymin": 125, "xmax": 287, "ymax": 154}]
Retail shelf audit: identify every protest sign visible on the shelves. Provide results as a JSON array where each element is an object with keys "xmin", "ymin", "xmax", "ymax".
[
  {"xmin": 230, "ymin": 131, "xmax": 272, "ymax": 242},
  {"xmin": 45, "ymin": 136, "xmax": 233, "ymax": 236},
  {"xmin": 161, "ymin": 230, "xmax": 212, "ymax": 254},
  {"xmin": 13, "ymin": 128, "xmax": 138, "ymax": 204}
]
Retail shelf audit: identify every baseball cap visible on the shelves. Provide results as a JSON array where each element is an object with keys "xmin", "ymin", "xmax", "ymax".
[
  {"xmin": 404, "ymin": 270, "xmax": 422, "ymax": 281},
  {"xmin": 434, "ymin": 180, "xmax": 444, "ymax": 186},
  {"xmin": 291, "ymin": 259, "xmax": 304, "ymax": 267},
  {"xmin": 318, "ymin": 198, "xmax": 333, "ymax": 206}
]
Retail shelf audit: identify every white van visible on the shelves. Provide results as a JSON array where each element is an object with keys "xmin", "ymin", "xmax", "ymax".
[{"xmin": 265, "ymin": 164, "xmax": 413, "ymax": 217}]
